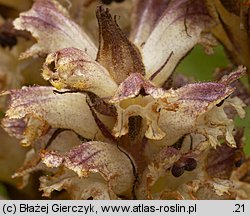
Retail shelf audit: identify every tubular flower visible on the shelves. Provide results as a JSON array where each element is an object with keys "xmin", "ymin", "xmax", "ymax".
[{"xmin": 0, "ymin": 0, "xmax": 249, "ymax": 199}]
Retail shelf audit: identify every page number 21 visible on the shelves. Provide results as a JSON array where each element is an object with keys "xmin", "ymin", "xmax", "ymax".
[{"xmin": 233, "ymin": 204, "xmax": 245, "ymax": 213}]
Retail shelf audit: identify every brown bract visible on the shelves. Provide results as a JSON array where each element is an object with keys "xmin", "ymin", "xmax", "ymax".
[{"xmin": 96, "ymin": 6, "xmax": 145, "ymax": 84}]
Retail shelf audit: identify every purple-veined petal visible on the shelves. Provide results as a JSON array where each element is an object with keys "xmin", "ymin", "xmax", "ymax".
[
  {"xmin": 1, "ymin": 86, "xmax": 104, "ymax": 146},
  {"xmin": 110, "ymin": 67, "xmax": 245, "ymax": 148},
  {"xmin": 136, "ymin": 146, "xmax": 181, "ymax": 199},
  {"xmin": 141, "ymin": 0, "xmax": 216, "ymax": 86},
  {"xmin": 13, "ymin": 0, "xmax": 97, "ymax": 59},
  {"xmin": 41, "ymin": 141, "xmax": 135, "ymax": 196},
  {"xmin": 156, "ymin": 82, "xmax": 244, "ymax": 147},
  {"xmin": 110, "ymin": 73, "xmax": 174, "ymax": 140}
]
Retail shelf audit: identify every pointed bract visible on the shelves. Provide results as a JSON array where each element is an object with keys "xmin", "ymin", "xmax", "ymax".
[{"xmin": 96, "ymin": 6, "xmax": 145, "ymax": 84}]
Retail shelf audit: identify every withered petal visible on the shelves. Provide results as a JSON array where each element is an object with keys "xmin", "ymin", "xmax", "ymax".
[
  {"xmin": 43, "ymin": 47, "xmax": 118, "ymax": 97},
  {"xmin": 157, "ymin": 90, "xmax": 232, "ymax": 147},
  {"xmin": 136, "ymin": 147, "xmax": 181, "ymax": 199},
  {"xmin": 157, "ymin": 67, "xmax": 245, "ymax": 147},
  {"xmin": 214, "ymin": 66, "xmax": 250, "ymax": 106},
  {"xmin": 40, "ymin": 171, "xmax": 119, "ymax": 199},
  {"xmin": 189, "ymin": 179, "xmax": 236, "ymax": 200},
  {"xmin": 13, "ymin": 0, "xmax": 97, "ymax": 59}
]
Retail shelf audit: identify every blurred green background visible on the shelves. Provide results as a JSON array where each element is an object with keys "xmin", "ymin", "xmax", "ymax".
[
  {"xmin": 177, "ymin": 45, "xmax": 227, "ymax": 81},
  {"xmin": 176, "ymin": 45, "xmax": 250, "ymax": 155}
]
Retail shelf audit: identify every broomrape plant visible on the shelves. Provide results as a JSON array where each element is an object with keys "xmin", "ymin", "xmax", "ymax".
[{"xmin": 0, "ymin": 0, "xmax": 250, "ymax": 199}]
